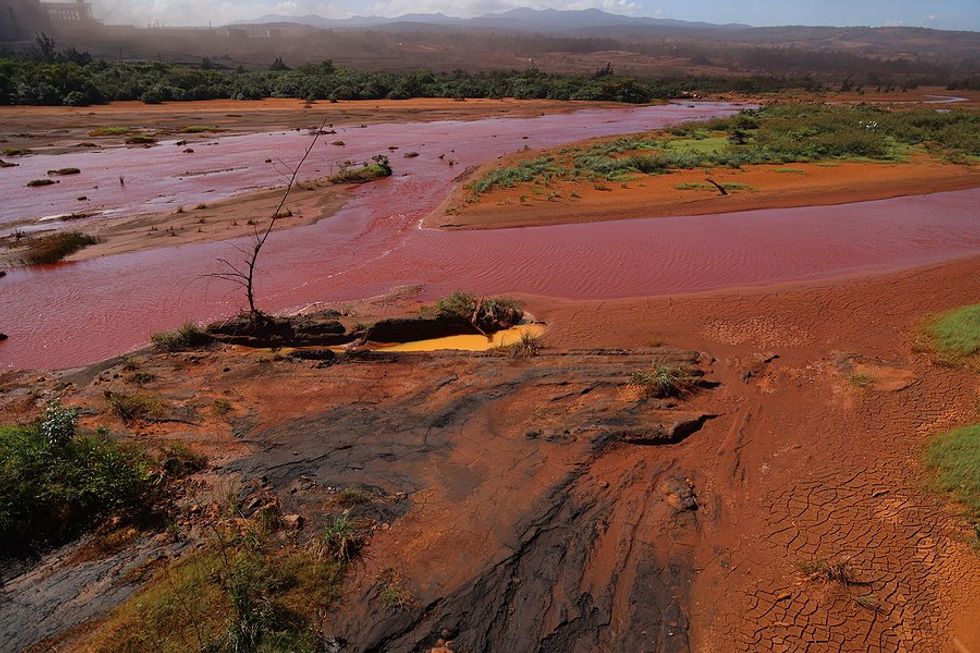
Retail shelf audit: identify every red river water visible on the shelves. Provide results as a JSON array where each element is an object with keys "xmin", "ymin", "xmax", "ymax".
[{"xmin": 1, "ymin": 103, "xmax": 979, "ymax": 370}]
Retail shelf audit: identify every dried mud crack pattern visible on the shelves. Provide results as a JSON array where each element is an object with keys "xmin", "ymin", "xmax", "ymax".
[{"xmin": 728, "ymin": 359, "xmax": 979, "ymax": 652}]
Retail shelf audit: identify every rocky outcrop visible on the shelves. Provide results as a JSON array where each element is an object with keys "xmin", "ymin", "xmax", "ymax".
[
  {"xmin": 227, "ymin": 347, "xmax": 718, "ymax": 653},
  {"xmin": 206, "ymin": 311, "xmax": 351, "ymax": 348}
]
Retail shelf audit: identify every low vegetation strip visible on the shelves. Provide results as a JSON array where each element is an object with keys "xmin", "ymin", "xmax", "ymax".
[
  {"xmin": 925, "ymin": 423, "xmax": 980, "ymax": 546},
  {"xmin": 468, "ymin": 103, "xmax": 980, "ymax": 197},
  {"xmin": 22, "ymin": 231, "xmax": 99, "ymax": 265}
]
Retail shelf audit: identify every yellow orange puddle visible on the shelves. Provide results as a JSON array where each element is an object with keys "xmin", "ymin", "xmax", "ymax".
[{"xmin": 379, "ymin": 324, "xmax": 544, "ymax": 352}]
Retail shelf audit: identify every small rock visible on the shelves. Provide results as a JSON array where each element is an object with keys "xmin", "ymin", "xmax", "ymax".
[{"xmin": 282, "ymin": 514, "xmax": 304, "ymax": 530}]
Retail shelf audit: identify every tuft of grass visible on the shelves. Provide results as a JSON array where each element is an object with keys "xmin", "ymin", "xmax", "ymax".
[
  {"xmin": 774, "ymin": 167, "xmax": 806, "ymax": 174},
  {"xmin": 629, "ymin": 362, "xmax": 698, "ymax": 398},
  {"xmin": 128, "ymin": 371, "xmax": 157, "ymax": 386},
  {"xmin": 798, "ymin": 557, "xmax": 862, "ymax": 585},
  {"xmin": 106, "ymin": 392, "xmax": 168, "ymax": 423},
  {"xmin": 22, "ymin": 231, "xmax": 99, "ymax": 265},
  {"xmin": 849, "ymin": 372, "xmax": 877, "ymax": 388},
  {"xmin": 47, "ymin": 167, "xmax": 80, "ymax": 176},
  {"xmin": 151, "ymin": 322, "xmax": 212, "ymax": 352},
  {"xmin": 378, "ymin": 568, "xmax": 415, "ymax": 610},
  {"xmin": 320, "ymin": 514, "xmax": 366, "ymax": 562},
  {"xmin": 212, "ymin": 398, "xmax": 233, "ymax": 416},
  {"xmin": 499, "ymin": 331, "xmax": 541, "ymax": 358},
  {"xmin": 27, "ymin": 178, "xmax": 56, "ymax": 187},
  {"xmin": 334, "ymin": 486, "xmax": 372, "ymax": 509},
  {"xmin": 923, "ymin": 303, "xmax": 980, "ymax": 364},
  {"xmin": 925, "ymin": 424, "xmax": 980, "ymax": 538}
]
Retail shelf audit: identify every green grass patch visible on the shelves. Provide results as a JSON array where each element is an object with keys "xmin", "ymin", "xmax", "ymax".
[
  {"xmin": 662, "ymin": 136, "xmax": 728, "ymax": 155},
  {"xmin": 774, "ymin": 167, "xmax": 806, "ymax": 174},
  {"xmin": 924, "ymin": 303, "xmax": 980, "ymax": 364},
  {"xmin": 22, "ymin": 231, "xmax": 99, "ymax": 265},
  {"xmin": 925, "ymin": 423, "xmax": 980, "ymax": 545},
  {"xmin": 84, "ymin": 533, "xmax": 344, "ymax": 653}
]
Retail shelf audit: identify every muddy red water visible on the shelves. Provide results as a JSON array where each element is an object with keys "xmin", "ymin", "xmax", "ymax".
[{"xmin": 1, "ymin": 103, "xmax": 979, "ymax": 370}]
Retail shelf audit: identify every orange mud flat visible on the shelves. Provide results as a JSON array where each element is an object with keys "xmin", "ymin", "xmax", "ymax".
[{"xmin": 431, "ymin": 154, "xmax": 980, "ymax": 229}]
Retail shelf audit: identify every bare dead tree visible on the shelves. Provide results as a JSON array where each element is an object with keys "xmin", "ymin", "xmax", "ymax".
[
  {"xmin": 206, "ymin": 118, "xmax": 328, "ymax": 318},
  {"xmin": 704, "ymin": 176, "xmax": 729, "ymax": 196}
]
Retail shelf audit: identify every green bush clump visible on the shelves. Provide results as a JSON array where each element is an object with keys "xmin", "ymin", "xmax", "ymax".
[
  {"xmin": 437, "ymin": 290, "xmax": 524, "ymax": 331},
  {"xmin": 22, "ymin": 231, "xmax": 99, "ymax": 265},
  {"xmin": 0, "ymin": 402, "xmax": 155, "ymax": 556},
  {"xmin": 329, "ymin": 154, "xmax": 392, "ymax": 184}
]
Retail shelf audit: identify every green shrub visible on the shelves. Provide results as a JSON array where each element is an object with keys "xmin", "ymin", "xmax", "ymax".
[
  {"xmin": 329, "ymin": 155, "xmax": 393, "ymax": 184},
  {"xmin": 22, "ymin": 231, "xmax": 99, "ymax": 265},
  {"xmin": 0, "ymin": 409, "xmax": 155, "ymax": 556},
  {"xmin": 151, "ymin": 322, "xmax": 212, "ymax": 351},
  {"xmin": 437, "ymin": 291, "xmax": 524, "ymax": 330}
]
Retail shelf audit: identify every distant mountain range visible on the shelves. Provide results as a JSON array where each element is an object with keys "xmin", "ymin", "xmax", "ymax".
[{"xmin": 232, "ymin": 8, "xmax": 750, "ymax": 33}]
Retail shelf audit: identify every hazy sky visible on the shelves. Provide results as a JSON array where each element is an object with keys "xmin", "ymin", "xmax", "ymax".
[{"xmin": 91, "ymin": 0, "xmax": 980, "ymax": 31}]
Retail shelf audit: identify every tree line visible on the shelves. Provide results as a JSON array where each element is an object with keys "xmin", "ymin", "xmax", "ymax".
[{"xmin": 1, "ymin": 36, "xmax": 975, "ymax": 107}]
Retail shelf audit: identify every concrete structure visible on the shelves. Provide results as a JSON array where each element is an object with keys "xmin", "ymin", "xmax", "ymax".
[
  {"xmin": 0, "ymin": 0, "xmax": 52, "ymax": 41},
  {"xmin": 43, "ymin": 0, "xmax": 100, "ymax": 33}
]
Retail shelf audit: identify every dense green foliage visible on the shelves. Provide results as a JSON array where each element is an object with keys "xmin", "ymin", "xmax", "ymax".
[
  {"xmin": 924, "ymin": 303, "xmax": 980, "ymax": 362},
  {"xmin": 472, "ymin": 103, "xmax": 980, "ymax": 194},
  {"xmin": 0, "ymin": 402, "xmax": 155, "ymax": 556},
  {"xmin": 925, "ymin": 423, "xmax": 980, "ymax": 544}
]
